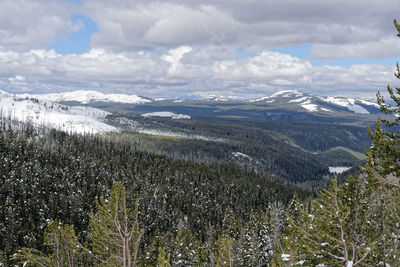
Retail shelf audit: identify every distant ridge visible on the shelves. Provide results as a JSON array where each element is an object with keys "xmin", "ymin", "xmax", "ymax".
[
  {"xmin": 248, "ymin": 90, "xmax": 380, "ymax": 114},
  {"xmin": 19, "ymin": 90, "xmax": 152, "ymax": 104}
]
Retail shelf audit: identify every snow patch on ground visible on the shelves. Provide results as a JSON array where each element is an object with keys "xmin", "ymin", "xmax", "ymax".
[
  {"xmin": 289, "ymin": 96, "xmax": 309, "ymax": 103},
  {"xmin": 137, "ymin": 129, "xmax": 224, "ymax": 142},
  {"xmin": 319, "ymin": 96, "xmax": 355, "ymax": 107},
  {"xmin": 301, "ymin": 103, "xmax": 318, "ymax": 112},
  {"xmin": 329, "ymin": 166, "xmax": 352, "ymax": 174},
  {"xmin": 281, "ymin": 254, "xmax": 290, "ymax": 261},
  {"xmin": 232, "ymin": 152, "xmax": 251, "ymax": 159},
  {"xmin": 141, "ymin": 111, "xmax": 191, "ymax": 119},
  {"xmin": 358, "ymin": 99, "xmax": 379, "ymax": 108},
  {"xmin": 298, "ymin": 98, "xmax": 318, "ymax": 112},
  {"xmin": 116, "ymin": 117, "xmax": 223, "ymax": 142},
  {"xmin": 347, "ymin": 104, "xmax": 369, "ymax": 114}
]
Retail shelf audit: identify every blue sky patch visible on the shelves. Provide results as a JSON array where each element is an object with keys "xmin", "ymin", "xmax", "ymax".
[{"xmin": 47, "ymin": 14, "xmax": 97, "ymax": 54}]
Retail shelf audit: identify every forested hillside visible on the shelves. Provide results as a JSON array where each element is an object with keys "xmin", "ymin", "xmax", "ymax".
[{"xmin": 0, "ymin": 119, "xmax": 309, "ymax": 265}]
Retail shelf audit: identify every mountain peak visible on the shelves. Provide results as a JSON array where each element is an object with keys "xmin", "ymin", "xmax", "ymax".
[{"xmin": 249, "ymin": 90, "xmax": 304, "ymax": 102}]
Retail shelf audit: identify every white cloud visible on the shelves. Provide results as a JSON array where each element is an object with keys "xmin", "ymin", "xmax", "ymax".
[
  {"xmin": 162, "ymin": 46, "xmax": 192, "ymax": 75},
  {"xmin": 0, "ymin": 0, "xmax": 79, "ymax": 50},
  {"xmin": 0, "ymin": 46, "xmax": 397, "ymax": 98},
  {"xmin": 310, "ymin": 37, "xmax": 400, "ymax": 59},
  {"xmin": 211, "ymin": 51, "xmax": 312, "ymax": 81},
  {"xmin": 81, "ymin": 0, "xmax": 400, "ymax": 58},
  {"xmin": 9, "ymin": 75, "xmax": 25, "ymax": 83}
]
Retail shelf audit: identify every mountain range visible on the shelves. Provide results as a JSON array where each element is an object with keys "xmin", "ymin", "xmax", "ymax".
[
  {"xmin": 9, "ymin": 89, "xmax": 380, "ymax": 114},
  {"xmin": 0, "ymin": 89, "xmax": 383, "ymax": 135}
]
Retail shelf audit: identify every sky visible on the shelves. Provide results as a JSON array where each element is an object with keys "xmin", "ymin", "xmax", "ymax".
[{"xmin": 0, "ymin": 0, "xmax": 400, "ymax": 99}]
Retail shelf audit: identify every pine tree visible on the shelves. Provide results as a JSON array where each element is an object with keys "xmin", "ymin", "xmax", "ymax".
[
  {"xmin": 221, "ymin": 207, "xmax": 240, "ymax": 240},
  {"xmin": 88, "ymin": 181, "xmax": 144, "ymax": 267},
  {"xmin": 157, "ymin": 247, "xmax": 171, "ymax": 267},
  {"xmin": 366, "ymin": 19, "xmax": 400, "ymax": 188},
  {"xmin": 282, "ymin": 178, "xmax": 374, "ymax": 266},
  {"xmin": 214, "ymin": 236, "xmax": 235, "ymax": 267},
  {"xmin": 362, "ymin": 18, "xmax": 400, "ymax": 265},
  {"xmin": 170, "ymin": 219, "xmax": 202, "ymax": 266},
  {"xmin": 15, "ymin": 220, "xmax": 88, "ymax": 266},
  {"xmin": 213, "ymin": 208, "xmax": 242, "ymax": 266},
  {"xmin": 241, "ymin": 208, "xmax": 277, "ymax": 266}
]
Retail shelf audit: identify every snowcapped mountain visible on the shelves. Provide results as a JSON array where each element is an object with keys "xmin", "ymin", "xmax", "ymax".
[
  {"xmin": 0, "ymin": 90, "xmax": 117, "ymax": 134},
  {"xmin": 19, "ymin": 90, "xmax": 151, "ymax": 104},
  {"xmin": 249, "ymin": 90, "xmax": 380, "ymax": 114}
]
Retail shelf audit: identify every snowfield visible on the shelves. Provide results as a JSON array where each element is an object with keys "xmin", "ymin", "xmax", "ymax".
[
  {"xmin": 232, "ymin": 152, "xmax": 251, "ymax": 159},
  {"xmin": 329, "ymin": 166, "xmax": 352, "ymax": 174},
  {"xmin": 0, "ymin": 90, "xmax": 117, "ymax": 134},
  {"xmin": 141, "ymin": 111, "xmax": 191, "ymax": 119},
  {"xmin": 318, "ymin": 96, "xmax": 371, "ymax": 114}
]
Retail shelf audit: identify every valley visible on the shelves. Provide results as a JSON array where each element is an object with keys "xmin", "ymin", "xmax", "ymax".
[
  {"xmin": 0, "ymin": 88, "xmax": 396, "ymax": 265},
  {"xmin": 0, "ymin": 88, "xmax": 380, "ymax": 185}
]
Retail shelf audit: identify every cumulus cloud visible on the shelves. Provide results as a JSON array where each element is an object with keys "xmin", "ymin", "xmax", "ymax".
[
  {"xmin": 162, "ymin": 46, "xmax": 192, "ymax": 75},
  {"xmin": 0, "ymin": 0, "xmax": 399, "ymax": 98},
  {"xmin": 81, "ymin": 0, "xmax": 400, "ymax": 58},
  {"xmin": 0, "ymin": 46, "xmax": 396, "ymax": 98},
  {"xmin": 0, "ymin": 0, "xmax": 80, "ymax": 50}
]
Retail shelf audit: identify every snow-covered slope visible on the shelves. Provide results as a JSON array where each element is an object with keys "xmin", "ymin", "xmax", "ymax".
[
  {"xmin": 249, "ymin": 90, "xmax": 380, "ymax": 114},
  {"xmin": 20, "ymin": 90, "xmax": 151, "ymax": 104},
  {"xmin": 249, "ymin": 90, "xmax": 303, "ymax": 102},
  {"xmin": 318, "ymin": 96, "xmax": 373, "ymax": 114},
  {"xmin": 0, "ymin": 90, "xmax": 117, "ymax": 134}
]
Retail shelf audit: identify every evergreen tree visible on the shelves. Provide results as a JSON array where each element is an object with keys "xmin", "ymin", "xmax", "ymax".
[
  {"xmin": 241, "ymin": 208, "xmax": 277, "ymax": 266},
  {"xmin": 157, "ymin": 247, "xmax": 171, "ymax": 267},
  {"xmin": 15, "ymin": 220, "xmax": 88, "ymax": 266},
  {"xmin": 221, "ymin": 207, "xmax": 240, "ymax": 240},
  {"xmin": 362, "ymin": 18, "xmax": 400, "ymax": 265},
  {"xmin": 214, "ymin": 208, "xmax": 242, "ymax": 266},
  {"xmin": 170, "ymin": 219, "xmax": 203, "ymax": 266},
  {"xmin": 282, "ymin": 178, "xmax": 374, "ymax": 266},
  {"xmin": 366, "ymin": 19, "xmax": 400, "ymax": 188},
  {"xmin": 213, "ymin": 236, "xmax": 235, "ymax": 267},
  {"xmin": 89, "ymin": 181, "xmax": 144, "ymax": 267}
]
